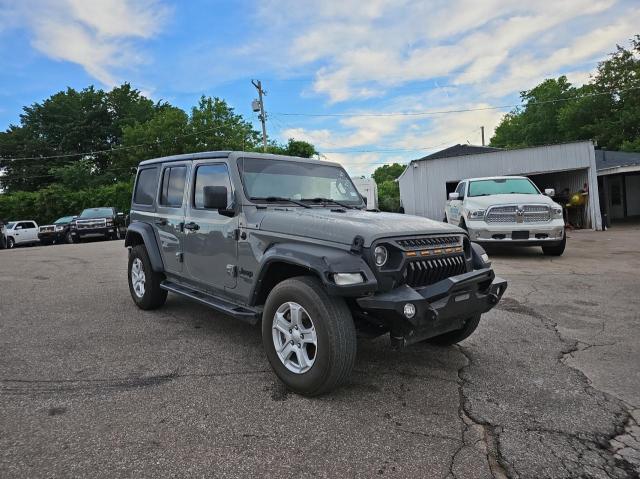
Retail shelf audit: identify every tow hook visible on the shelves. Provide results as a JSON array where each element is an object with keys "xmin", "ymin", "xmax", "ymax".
[{"xmin": 488, "ymin": 293, "xmax": 499, "ymax": 304}]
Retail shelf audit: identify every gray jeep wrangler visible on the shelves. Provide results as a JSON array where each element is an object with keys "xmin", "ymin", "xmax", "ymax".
[{"xmin": 125, "ymin": 152, "xmax": 506, "ymax": 396}]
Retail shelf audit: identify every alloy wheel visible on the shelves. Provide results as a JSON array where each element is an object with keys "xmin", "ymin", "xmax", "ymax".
[{"xmin": 272, "ymin": 302, "xmax": 318, "ymax": 374}]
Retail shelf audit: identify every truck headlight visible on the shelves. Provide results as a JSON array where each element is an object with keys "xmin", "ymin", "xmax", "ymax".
[
  {"xmin": 374, "ymin": 245, "xmax": 388, "ymax": 267},
  {"xmin": 333, "ymin": 273, "xmax": 365, "ymax": 285},
  {"xmin": 552, "ymin": 206, "xmax": 563, "ymax": 219},
  {"xmin": 55, "ymin": 225, "xmax": 64, "ymax": 232},
  {"xmin": 468, "ymin": 209, "xmax": 486, "ymax": 221}
]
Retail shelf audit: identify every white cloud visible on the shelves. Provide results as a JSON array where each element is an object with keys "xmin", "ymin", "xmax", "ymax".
[{"xmin": 10, "ymin": 0, "xmax": 169, "ymax": 86}]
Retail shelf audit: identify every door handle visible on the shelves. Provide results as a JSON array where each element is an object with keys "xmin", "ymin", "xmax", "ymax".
[
  {"xmin": 155, "ymin": 218, "xmax": 167, "ymax": 226},
  {"xmin": 184, "ymin": 222, "xmax": 200, "ymax": 231}
]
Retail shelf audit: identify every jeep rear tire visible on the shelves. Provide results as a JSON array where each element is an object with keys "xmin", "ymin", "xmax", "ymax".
[
  {"xmin": 128, "ymin": 244, "xmax": 167, "ymax": 310},
  {"xmin": 262, "ymin": 276, "xmax": 357, "ymax": 396},
  {"xmin": 542, "ymin": 234, "xmax": 566, "ymax": 256},
  {"xmin": 428, "ymin": 314, "xmax": 481, "ymax": 346}
]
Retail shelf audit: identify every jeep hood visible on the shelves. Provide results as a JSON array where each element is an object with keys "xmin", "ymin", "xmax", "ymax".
[
  {"xmin": 247, "ymin": 208, "xmax": 463, "ymax": 247},
  {"xmin": 464, "ymin": 193, "xmax": 557, "ymax": 209}
]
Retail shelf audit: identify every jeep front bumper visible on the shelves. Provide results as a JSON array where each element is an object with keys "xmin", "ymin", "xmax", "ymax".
[{"xmin": 356, "ymin": 268, "xmax": 506, "ymax": 346}]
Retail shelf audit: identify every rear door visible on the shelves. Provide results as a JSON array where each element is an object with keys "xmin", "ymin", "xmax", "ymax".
[
  {"xmin": 183, "ymin": 161, "xmax": 238, "ymax": 293},
  {"xmin": 154, "ymin": 162, "xmax": 189, "ymax": 274}
]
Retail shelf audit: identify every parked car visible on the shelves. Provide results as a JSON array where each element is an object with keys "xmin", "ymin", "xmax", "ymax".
[
  {"xmin": 38, "ymin": 216, "xmax": 76, "ymax": 245},
  {"xmin": 70, "ymin": 207, "xmax": 126, "ymax": 242},
  {"xmin": 4, "ymin": 220, "xmax": 40, "ymax": 248},
  {"xmin": 124, "ymin": 151, "xmax": 507, "ymax": 396},
  {"xmin": 445, "ymin": 176, "xmax": 566, "ymax": 256},
  {"xmin": 0, "ymin": 220, "xmax": 7, "ymax": 249}
]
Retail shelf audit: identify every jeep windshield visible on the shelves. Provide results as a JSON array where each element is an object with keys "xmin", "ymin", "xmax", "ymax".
[
  {"xmin": 468, "ymin": 178, "xmax": 539, "ymax": 197},
  {"xmin": 78, "ymin": 208, "xmax": 113, "ymax": 219},
  {"xmin": 240, "ymin": 158, "xmax": 364, "ymax": 207}
]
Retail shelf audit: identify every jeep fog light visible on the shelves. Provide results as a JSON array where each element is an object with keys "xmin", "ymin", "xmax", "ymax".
[
  {"xmin": 403, "ymin": 303, "xmax": 416, "ymax": 318},
  {"xmin": 333, "ymin": 273, "xmax": 364, "ymax": 285}
]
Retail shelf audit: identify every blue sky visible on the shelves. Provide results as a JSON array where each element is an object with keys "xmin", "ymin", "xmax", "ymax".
[{"xmin": 1, "ymin": 0, "xmax": 638, "ymax": 176}]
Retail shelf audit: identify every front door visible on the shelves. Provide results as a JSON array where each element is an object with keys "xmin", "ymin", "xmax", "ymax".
[
  {"xmin": 447, "ymin": 182, "xmax": 466, "ymax": 224},
  {"xmin": 155, "ymin": 163, "xmax": 189, "ymax": 274},
  {"xmin": 183, "ymin": 161, "xmax": 238, "ymax": 293}
]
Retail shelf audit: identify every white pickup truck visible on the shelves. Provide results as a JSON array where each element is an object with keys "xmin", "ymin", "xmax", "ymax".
[{"xmin": 445, "ymin": 176, "xmax": 566, "ymax": 256}]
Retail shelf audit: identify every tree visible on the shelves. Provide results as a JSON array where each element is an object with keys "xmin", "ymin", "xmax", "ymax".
[
  {"xmin": 490, "ymin": 36, "xmax": 640, "ymax": 152},
  {"xmin": 372, "ymin": 162, "xmax": 405, "ymax": 212},
  {"xmin": 266, "ymin": 138, "xmax": 317, "ymax": 158}
]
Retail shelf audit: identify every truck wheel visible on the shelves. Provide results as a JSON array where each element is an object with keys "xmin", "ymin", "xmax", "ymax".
[
  {"xmin": 65, "ymin": 231, "xmax": 75, "ymax": 244},
  {"xmin": 542, "ymin": 234, "xmax": 566, "ymax": 256},
  {"xmin": 428, "ymin": 314, "xmax": 481, "ymax": 346},
  {"xmin": 7, "ymin": 237, "xmax": 15, "ymax": 249},
  {"xmin": 128, "ymin": 244, "xmax": 167, "ymax": 310},
  {"xmin": 262, "ymin": 276, "xmax": 357, "ymax": 396}
]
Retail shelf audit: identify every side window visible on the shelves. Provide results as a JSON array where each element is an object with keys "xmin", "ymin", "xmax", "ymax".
[
  {"xmin": 25, "ymin": 222, "xmax": 36, "ymax": 229},
  {"xmin": 455, "ymin": 182, "xmax": 466, "ymax": 200},
  {"xmin": 133, "ymin": 167, "xmax": 158, "ymax": 205},
  {"xmin": 193, "ymin": 164, "xmax": 233, "ymax": 209},
  {"xmin": 160, "ymin": 166, "xmax": 187, "ymax": 207}
]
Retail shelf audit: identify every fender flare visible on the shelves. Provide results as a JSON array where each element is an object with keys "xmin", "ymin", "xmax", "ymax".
[
  {"xmin": 124, "ymin": 222, "xmax": 165, "ymax": 272},
  {"xmin": 250, "ymin": 242, "xmax": 378, "ymax": 305},
  {"xmin": 470, "ymin": 242, "xmax": 490, "ymax": 269}
]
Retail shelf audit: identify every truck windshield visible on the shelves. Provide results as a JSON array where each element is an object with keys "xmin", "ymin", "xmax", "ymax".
[
  {"xmin": 54, "ymin": 216, "xmax": 74, "ymax": 224},
  {"xmin": 239, "ymin": 158, "xmax": 363, "ymax": 206},
  {"xmin": 468, "ymin": 178, "xmax": 539, "ymax": 197},
  {"xmin": 5, "ymin": 222, "xmax": 15, "ymax": 229},
  {"xmin": 79, "ymin": 208, "xmax": 113, "ymax": 218}
]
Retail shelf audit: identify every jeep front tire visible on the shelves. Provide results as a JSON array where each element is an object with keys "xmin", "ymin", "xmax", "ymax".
[
  {"xmin": 262, "ymin": 276, "xmax": 357, "ymax": 396},
  {"xmin": 128, "ymin": 244, "xmax": 167, "ymax": 310}
]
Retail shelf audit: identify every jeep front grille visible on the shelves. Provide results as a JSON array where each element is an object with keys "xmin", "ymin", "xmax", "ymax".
[
  {"xmin": 396, "ymin": 236, "xmax": 461, "ymax": 249},
  {"xmin": 403, "ymin": 255, "xmax": 467, "ymax": 288},
  {"xmin": 486, "ymin": 205, "xmax": 550, "ymax": 224}
]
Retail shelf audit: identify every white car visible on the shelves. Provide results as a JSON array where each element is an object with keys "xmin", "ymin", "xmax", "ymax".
[
  {"xmin": 3, "ymin": 220, "xmax": 40, "ymax": 249},
  {"xmin": 445, "ymin": 176, "xmax": 566, "ymax": 256}
]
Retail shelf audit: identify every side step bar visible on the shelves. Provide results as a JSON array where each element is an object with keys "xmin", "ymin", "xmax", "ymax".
[{"xmin": 160, "ymin": 281, "xmax": 261, "ymax": 325}]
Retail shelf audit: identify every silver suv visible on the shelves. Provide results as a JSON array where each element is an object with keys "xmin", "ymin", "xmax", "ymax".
[{"xmin": 125, "ymin": 152, "xmax": 506, "ymax": 395}]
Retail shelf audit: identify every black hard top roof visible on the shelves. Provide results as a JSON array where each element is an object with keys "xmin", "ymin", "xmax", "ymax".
[{"xmin": 138, "ymin": 151, "xmax": 340, "ymax": 167}]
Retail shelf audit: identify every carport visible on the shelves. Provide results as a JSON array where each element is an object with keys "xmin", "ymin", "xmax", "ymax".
[
  {"xmin": 596, "ymin": 150, "xmax": 640, "ymax": 225},
  {"xmin": 398, "ymin": 141, "xmax": 603, "ymax": 230}
]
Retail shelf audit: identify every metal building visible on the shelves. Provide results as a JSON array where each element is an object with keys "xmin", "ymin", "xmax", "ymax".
[
  {"xmin": 596, "ymin": 150, "xmax": 640, "ymax": 223},
  {"xmin": 398, "ymin": 140, "xmax": 603, "ymax": 230}
]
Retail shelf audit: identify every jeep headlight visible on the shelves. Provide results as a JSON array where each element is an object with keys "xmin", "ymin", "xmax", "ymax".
[
  {"xmin": 552, "ymin": 206, "xmax": 563, "ymax": 219},
  {"xmin": 374, "ymin": 245, "xmax": 388, "ymax": 267},
  {"xmin": 468, "ymin": 209, "xmax": 486, "ymax": 221}
]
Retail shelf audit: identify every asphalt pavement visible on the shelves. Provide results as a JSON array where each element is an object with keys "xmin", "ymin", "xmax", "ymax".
[{"xmin": 0, "ymin": 227, "xmax": 639, "ymax": 478}]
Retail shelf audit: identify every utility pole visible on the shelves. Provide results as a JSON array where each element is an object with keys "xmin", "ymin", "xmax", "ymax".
[
  {"xmin": 251, "ymin": 80, "xmax": 268, "ymax": 152},
  {"xmin": 480, "ymin": 126, "xmax": 485, "ymax": 146}
]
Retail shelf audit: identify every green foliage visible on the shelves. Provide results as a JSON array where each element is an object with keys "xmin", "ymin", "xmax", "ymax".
[
  {"xmin": 372, "ymin": 162, "xmax": 405, "ymax": 212},
  {"xmin": 0, "ymin": 181, "xmax": 133, "ymax": 225},
  {"xmin": 491, "ymin": 36, "xmax": 640, "ymax": 151},
  {"xmin": 265, "ymin": 138, "xmax": 317, "ymax": 158}
]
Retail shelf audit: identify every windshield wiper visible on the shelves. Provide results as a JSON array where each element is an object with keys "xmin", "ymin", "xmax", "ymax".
[
  {"xmin": 301, "ymin": 197, "xmax": 356, "ymax": 209},
  {"xmin": 250, "ymin": 196, "xmax": 311, "ymax": 208}
]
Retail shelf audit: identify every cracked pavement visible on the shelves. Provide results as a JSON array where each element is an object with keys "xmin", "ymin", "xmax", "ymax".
[{"xmin": 0, "ymin": 225, "xmax": 639, "ymax": 478}]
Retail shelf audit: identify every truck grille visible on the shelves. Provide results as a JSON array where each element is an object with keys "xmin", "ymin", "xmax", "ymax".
[
  {"xmin": 486, "ymin": 205, "xmax": 550, "ymax": 224},
  {"xmin": 40, "ymin": 226, "xmax": 55, "ymax": 232},
  {"xmin": 403, "ymin": 255, "xmax": 467, "ymax": 288},
  {"xmin": 76, "ymin": 219, "xmax": 106, "ymax": 229}
]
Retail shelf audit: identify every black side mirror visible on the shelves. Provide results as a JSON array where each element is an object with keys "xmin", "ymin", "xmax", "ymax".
[{"xmin": 203, "ymin": 186, "xmax": 228, "ymax": 210}]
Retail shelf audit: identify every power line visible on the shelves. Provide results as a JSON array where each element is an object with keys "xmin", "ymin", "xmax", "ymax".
[
  {"xmin": 0, "ymin": 124, "xmax": 227, "ymax": 162},
  {"xmin": 271, "ymin": 86, "xmax": 640, "ymax": 118}
]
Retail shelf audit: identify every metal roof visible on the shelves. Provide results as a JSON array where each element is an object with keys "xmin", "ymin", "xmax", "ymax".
[
  {"xmin": 415, "ymin": 144, "xmax": 502, "ymax": 161},
  {"xmin": 138, "ymin": 151, "xmax": 340, "ymax": 167},
  {"xmin": 595, "ymin": 149, "xmax": 640, "ymax": 171}
]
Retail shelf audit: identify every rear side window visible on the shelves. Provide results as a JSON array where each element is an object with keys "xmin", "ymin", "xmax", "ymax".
[
  {"xmin": 160, "ymin": 166, "xmax": 187, "ymax": 207},
  {"xmin": 193, "ymin": 164, "xmax": 233, "ymax": 209},
  {"xmin": 133, "ymin": 168, "xmax": 158, "ymax": 205}
]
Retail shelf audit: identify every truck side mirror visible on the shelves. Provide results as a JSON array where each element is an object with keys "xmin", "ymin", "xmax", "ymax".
[
  {"xmin": 544, "ymin": 188, "xmax": 555, "ymax": 197},
  {"xmin": 203, "ymin": 186, "xmax": 228, "ymax": 210},
  {"xmin": 448, "ymin": 192, "xmax": 460, "ymax": 201}
]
